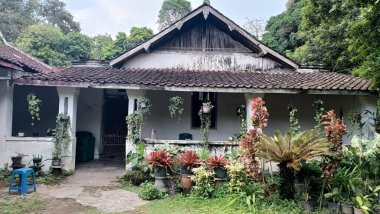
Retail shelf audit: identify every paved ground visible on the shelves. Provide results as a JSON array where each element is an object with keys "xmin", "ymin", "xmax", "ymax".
[{"xmin": 3, "ymin": 160, "xmax": 148, "ymax": 213}]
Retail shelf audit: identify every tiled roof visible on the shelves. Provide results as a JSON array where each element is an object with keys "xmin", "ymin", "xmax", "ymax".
[
  {"xmin": 16, "ymin": 67, "xmax": 372, "ymax": 92},
  {"xmin": 0, "ymin": 44, "xmax": 52, "ymax": 73}
]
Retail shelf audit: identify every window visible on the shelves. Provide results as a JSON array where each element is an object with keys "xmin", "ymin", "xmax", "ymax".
[{"xmin": 191, "ymin": 92, "xmax": 217, "ymax": 128}]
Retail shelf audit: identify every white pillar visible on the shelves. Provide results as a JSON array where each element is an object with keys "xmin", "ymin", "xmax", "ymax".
[
  {"xmin": 125, "ymin": 89, "xmax": 145, "ymax": 170},
  {"xmin": 0, "ymin": 81, "xmax": 13, "ymax": 166},
  {"xmin": 57, "ymin": 87, "xmax": 80, "ymax": 170},
  {"xmin": 244, "ymin": 93, "xmax": 264, "ymax": 129}
]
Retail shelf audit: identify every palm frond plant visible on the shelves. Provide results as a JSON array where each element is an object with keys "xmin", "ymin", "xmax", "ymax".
[{"xmin": 257, "ymin": 129, "xmax": 330, "ymax": 199}]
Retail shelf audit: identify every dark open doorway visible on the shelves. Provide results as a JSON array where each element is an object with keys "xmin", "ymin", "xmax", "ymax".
[{"xmin": 101, "ymin": 90, "xmax": 128, "ymax": 159}]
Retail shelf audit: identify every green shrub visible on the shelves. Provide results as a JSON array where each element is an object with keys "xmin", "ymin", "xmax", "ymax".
[
  {"xmin": 121, "ymin": 170, "xmax": 152, "ymax": 186},
  {"xmin": 139, "ymin": 182, "xmax": 165, "ymax": 200},
  {"xmin": 191, "ymin": 166, "xmax": 215, "ymax": 198}
]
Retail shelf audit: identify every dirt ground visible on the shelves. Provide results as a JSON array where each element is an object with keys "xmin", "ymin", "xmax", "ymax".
[{"xmin": 2, "ymin": 160, "xmax": 148, "ymax": 214}]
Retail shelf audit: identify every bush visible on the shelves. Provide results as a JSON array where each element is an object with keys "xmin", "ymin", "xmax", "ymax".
[
  {"xmin": 139, "ymin": 182, "xmax": 166, "ymax": 200},
  {"xmin": 191, "ymin": 166, "xmax": 215, "ymax": 198},
  {"xmin": 121, "ymin": 170, "xmax": 151, "ymax": 186}
]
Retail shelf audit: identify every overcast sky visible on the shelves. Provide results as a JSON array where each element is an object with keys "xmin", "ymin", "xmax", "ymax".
[{"xmin": 62, "ymin": 0, "xmax": 287, "ymax": 37}]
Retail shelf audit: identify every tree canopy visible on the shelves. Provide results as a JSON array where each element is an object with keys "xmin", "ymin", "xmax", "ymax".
[
  {"xmin": 262, "ymin": 0, "xmax": 380, "ymax": 89},
  {"xmin": 0, "ymin": 0, "xmax": 80, "ymax": 42},
  {"xmin": 158, "ymin": 0, "xmax": 192, "ymax": 31}
]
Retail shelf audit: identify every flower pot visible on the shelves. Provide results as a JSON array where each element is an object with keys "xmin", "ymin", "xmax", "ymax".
[
  {"xmin": 180, "ymin": 165, "xmax": 192, "ymax": 175},
  {"xmin": 155, "ymin": 166, "xmax": 167, "ymax": 178},
  {"xmin": 327, "ymin": 202, "xmax": 340, "ymax": 214},
  {"xmin": 202, "ymin": 104, "xmax": 213, "ymax": 114},
  {"xmin": 214, "ymin": 167, "xmax": 227, "ymax": 179},
  {"xmin": 52, "ymin": 159, "xmax": 61, "ymax": 166},
  {"xmin": 341, "ymin": 203, "xmax": 354, "ymax": 214},
  {"xmin": 154, "ymin": 177, "xmax": 168, "ymax": 192},
  {"xmin": 180, "ymin": 174, "xmax": 193, "ymax": 190},
  {"xmin": 11, "ymin": 156, "xmax": 22, "ymax": 165},
  {"xmin": 353, "ymin": 207, "xmax": 364, "ymax": 214},
  {"xmin": 300, "ymin": 201, "xmax": 313, "ymax": 213}
]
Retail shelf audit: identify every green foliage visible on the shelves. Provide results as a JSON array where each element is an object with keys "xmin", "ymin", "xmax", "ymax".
[
  {"xmin": 0, "ymin": 0, "xmax": 79, "ymax": 42},
  {"xmin": 313, "ymin": 99, "xmax": 325, "ymax": 130},
  {"xmin": 61, "ymin": 32, "xmax": 93, "ymax": 61},
  {"xmin": 288, "ymin": 107, "xmax": 300, "ymax": 136},
  {"xmin": 139, "ymin": 182, "xmax": 166, "ymax": 200},
  {"xmin": 199, "ymin": 108, "xmax": 211, "ymax": 145},
  {"xmin": 168, "ymin": 96, "xmax": 184, "ymax": 120},
  {"xmin": 126, "ymin": 97, "xmax": 151, "ymax": 143},
  {"xmin": 158, "ymin": 0, "xmax": 192, "ymax": 31},
  {"xmin": 120, "ymin": 170, "xmax": 152, "ymax": 186},
  {"xmin": 90, "ymin": 34, "xmax": 113, "ymax": 60},
  {"xmin": 0, "ymin": 196, "xmax": 46, "ymax": 214},
  {"xmin": 225, "ymin": 162, "xmax": 248, "ymax": 194},
  {"xmin": 52, "ymin": 113, "xmax": 71, "ymax": 159},
  {"xmin": 126, "ymin": 142, "xmax": 149, "ymax": 172},
  {"xmin": 125, "ymin": 27, "xmax": 154, "ymax": 50},
  {"xmin": 16, "ymin": 24, "xmax": 68, "ymax": 66},
  {"xmin": 27, "ymin": 93, "xmax": 42, "ymax": 126},
  {"xmin": 191, "ymin": 166, "xmax": 215, "ymax": 198}
]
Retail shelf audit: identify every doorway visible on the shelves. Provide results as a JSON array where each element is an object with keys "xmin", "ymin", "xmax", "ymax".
[{"xmin": 101, "ymin": 90, "xmax": 128, "ymax": 159}]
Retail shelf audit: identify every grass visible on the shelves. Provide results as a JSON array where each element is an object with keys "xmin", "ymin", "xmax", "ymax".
[
  {"xmin": 139, "ymin": 195, "xmax": 248, "ymax": 214},
  {"xmin": 119, "ymin": 181, "xmax": 141, "ymax": 193},
  {"xmin": 0, "ymin": 196, "xmax": 46, "ymax": 214}
]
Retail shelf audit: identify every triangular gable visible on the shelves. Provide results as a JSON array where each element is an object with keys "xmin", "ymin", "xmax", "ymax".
[{"xmin": 110, "ymin": 3, "xmax": 299, "ymax": 69}]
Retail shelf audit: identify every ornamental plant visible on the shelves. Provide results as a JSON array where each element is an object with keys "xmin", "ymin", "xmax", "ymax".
[
  {"xmin": 126, "ymin": 97, "xmax": 151, "ymax": 143},
  {"xmin": 225, "ymin": 161, "xmax": 248, "ymax": 193},
  {"xmin": 239, "ymin": 97, "xmax": 269, "ymax": 180},
  {"xmin": 191, "ymin": 166, "xmax": 215, "ymax": 198},
  {"xmin": 320, "ymin": 110, "xmax": 347, "ymax": 178},
  {"xmin": 52, "ymin": 114, "xmax": 71, "ymax": 160},
  {"xmin": 206, "ymin": 155, "xmax": 228, "ymax": 169},
  {"xmin": 27, "ymin": 93, "xmax": 42, "ymax": 126},
  {"xmin": 179, "ymin": 150, "xmax": 200, "ymax": 168},
  {"xmin": 168, "ymin": 96, "xmax": 184, "ymax": 121},
  {"xmin": 145, "ymin": 150, "xmax": 173, "ymax": 168}
]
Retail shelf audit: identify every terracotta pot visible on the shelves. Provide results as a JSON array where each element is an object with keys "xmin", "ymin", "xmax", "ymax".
[
  {"xmin": 353, "ymin": 207, "xmax": 364, "ymax": 214},
  {"xmin": 341, "ymin": 203, "xmax": 354, "ymax": 214},
  {"xmin": 180, "ymin": 174, "xmax": 193, "ymax": 190}
]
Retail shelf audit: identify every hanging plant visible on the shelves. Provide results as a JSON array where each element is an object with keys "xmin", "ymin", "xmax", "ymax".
[
  {"xmin": 126, "ymin": 97, "xmax": 151, "ymax": 143},
  {"xmin": 287, "ymin": 105, "xmax": 300, "ymax": 136},
  {"xmin": 313, "ymin": 99, "xmax": 325, "ymax": 130},
  {"xmin": 52, "ymin": 113, "xmax": 71, "ymax": 160},
  {"xmin": 199, "ymin": 106, "xmax": 212, "ymax": 146},
  {"xmin": 168, "ymin": 96, "xmax": 184, "ymax": 121},
  {"xmin": 27, "ymin": 93, "xmax": 42, "ymax": 126}
]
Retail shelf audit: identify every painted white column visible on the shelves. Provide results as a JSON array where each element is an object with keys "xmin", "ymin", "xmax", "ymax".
[
  {"xmin": 244, "ymin": 93, "xmax": 264, "ymax": 129},
  {"xmin": 57, "ymin": 87, "xmax": 80, "ymax": 170},
  {"xmin": 0, "ymin": 81, "xmax": 13, "ymax": 166},
  {"xmin": 125, "ymin": 89, "xmax": 145, "ymax": 170}
]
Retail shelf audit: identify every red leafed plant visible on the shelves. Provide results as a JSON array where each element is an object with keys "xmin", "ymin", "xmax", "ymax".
[
  {"xmin": 240, "ymin": 97, "xmax": 269, "ymax": 180},
  {"xmin": 320, "ymin": 110, "xmax": 347, "ymax": 178},
  {"xmin": 207, "ymin": 155, "xmax": 228, "ymax": 168},
  {"xmin": 179, "ymin": 150, "xmax": 200, "ymax": 167},
  {"xmin": 146, "ymin": 150, "xmax": 173, "ymax": 167}
]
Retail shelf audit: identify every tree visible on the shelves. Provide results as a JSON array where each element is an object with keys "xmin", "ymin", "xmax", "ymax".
[
  {"xmin": 61, "ymin": 32, "xmax": 93, "ymax": 61},
  {"xmin": 38, "ymin": 0, "xmax": 80, "ymax": 34},
  {"xmin": 262, "ymin": 0, "xmax": 304, "ymax": 55},
  {"xmin": 125, "ymin": 27, "xmax": 154, "ymax": 50},
  {"xmin": 0, "ymin": 0, "xmax": 79, "ymax": 42},
  {"xmin": 102, "ymin": 32, "xmax": 128, "ymax": 60},
  {"xmin": 91, "ymin": 34, "xmax": 113, "ymax": 60},
  {"xmin": 243, "ymin": 18, "xmax": 266, "ymax": 39},
  {"xmin": 15, "ymin": 24, "xmax": 68, "ymax": 66},
  {"xmin": 157, "ymin": 0, "xmax": 192, "ymax": 31}
]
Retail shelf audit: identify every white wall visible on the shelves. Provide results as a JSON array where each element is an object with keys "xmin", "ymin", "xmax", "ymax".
[
  {"xmin": 0, "ymin": 80, "xmax": 13, "ymax": 167},
  {"xmin": 142, "ymin": 92, "xmax": 377, "ymax": 144},
  {"xmin": 142, "ymin": 91, "xmax": 244, "ymax": 141},
  {"xmin": 76, "ymin": 88, "xmax": 104, "ymax": 159}
]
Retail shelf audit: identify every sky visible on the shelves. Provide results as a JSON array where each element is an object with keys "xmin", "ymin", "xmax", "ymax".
[{"xmin": 62, "ymin": 0, "xmax": 287, "ymax": 37}]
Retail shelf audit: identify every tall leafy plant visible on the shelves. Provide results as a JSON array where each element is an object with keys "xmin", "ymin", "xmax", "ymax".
[
  {"xmin": 257, "ymin": 130, "xmax": 330, "ymax": 199},
  {"xmin": 239, "ymin": 97, "xmax": 269, "ymax": 180},
  {"xmin": 168, "ymin": 96, "xmax": 184, "ymax": 121},
  {"xmin": 126, "ymin": 97, "xmax": 151, "ymax": 143},
  {"xmin": 52, "ymin": 113, "xmax": 71, "ymax": 159}
]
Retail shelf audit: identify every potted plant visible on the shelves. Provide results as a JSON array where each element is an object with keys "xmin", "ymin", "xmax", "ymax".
[
  {"xmin": 341, "ymin": 198, "xmax": 355, "ymax": 214},
  {"xmin": 324, "ymin": 187, "xmax": 342, "ymax": 213},
  {"xmin": 32, "ymin": 154, "xmax": 43, "ymax": 165},
  {"xmin": 206, "ymin": 155, "xmax": 228, "ymax": 179},
  {"xmin": 201, "ymin": 102, "xmax": 214, "ymax": 114},
  {"xmin": 354, "ymin": 194, "xmax": 371, "ymax": 214},
  {"xmin": 178, "ymin": 150, "xmax": 199, "ymax": 190},
  {"xmin": 145, "ymin": 150, "xmax": 173, "ymax": 192},
  {"xmin": 11, "ymin": 152, "xmax": 27, "ymax": 169}
]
